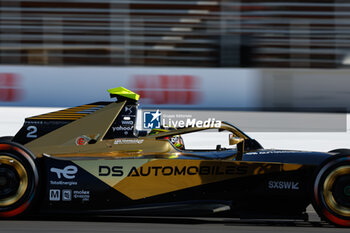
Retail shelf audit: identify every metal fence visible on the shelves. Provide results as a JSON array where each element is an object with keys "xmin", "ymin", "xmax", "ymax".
[{"xmin": 0, "ymin": 0, "xmax": 348, "ymax": 68}]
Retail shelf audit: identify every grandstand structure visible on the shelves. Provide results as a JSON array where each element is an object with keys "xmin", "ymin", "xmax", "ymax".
[{"xmin": 0, "ymin": 0, "xmax": 347, "ymax": 68}]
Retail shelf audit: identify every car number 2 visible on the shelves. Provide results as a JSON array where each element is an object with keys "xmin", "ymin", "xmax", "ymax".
[{"xmin": 26, "ymin": 125, "xmax": 38, "ymax": 138}]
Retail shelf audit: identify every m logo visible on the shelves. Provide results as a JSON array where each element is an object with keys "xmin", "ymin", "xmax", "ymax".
[
  {"xmin": 49, "ymin": 189, "xmax": 60, "ymax": 201},
  {"xmin": 143, "ymin": 110, "xmax": 161, "ymax": 129},
  {"xmin": 50, "ymin": 165, "xmax": 78, "ymax": 179}
]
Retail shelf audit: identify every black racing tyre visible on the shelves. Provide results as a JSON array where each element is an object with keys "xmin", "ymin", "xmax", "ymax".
[
  {"xmin": 328, "ymin": 149, "xmax": 350, "ymax": 155},
  {"xmin": 312, "ymin": 155, "xmax": 350, "ymax": 227},
  {"xmin": 0, "ymin": 137, "xmax": 13, "ymax": 142},
  {"xmin": 0, "ymin": 141, "xmax": 39, "ymax": 218}
]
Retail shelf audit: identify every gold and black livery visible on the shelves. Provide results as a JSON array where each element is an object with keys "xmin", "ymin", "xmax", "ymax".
[{"xmin": 0, "ymin": 87, "xmax": 349, "ymax": 227}]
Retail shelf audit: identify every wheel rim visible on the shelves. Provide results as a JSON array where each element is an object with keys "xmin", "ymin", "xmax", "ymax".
[
  {"xmin": 0, "ymin": 155, "xmax": 28, "ymax": 207},
  {"xmin": 323, "ymin": 165, "xmax": 350, "ymax": 217}
]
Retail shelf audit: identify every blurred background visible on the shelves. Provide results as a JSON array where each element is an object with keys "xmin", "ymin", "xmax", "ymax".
[{"xmin": 0, "ymin": 0, "xmax": 349, "ymax": 135}]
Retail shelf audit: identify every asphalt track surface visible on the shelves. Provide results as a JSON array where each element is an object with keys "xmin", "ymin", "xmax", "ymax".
[{"xmin": 1, "ymin": 216, "xmax": 350, "ymax": 233}]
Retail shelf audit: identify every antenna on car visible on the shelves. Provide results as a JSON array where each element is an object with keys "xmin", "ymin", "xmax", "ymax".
[{"xmin": 107, "ymin": 87, "xmax": 140, "ymax": 103}]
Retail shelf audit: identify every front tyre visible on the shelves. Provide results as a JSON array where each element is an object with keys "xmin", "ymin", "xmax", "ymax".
[
  {"xmin": 0, "ymin": 142, "xmax": 39, "ymax": 218},
  {"xmin": 312, "ymin": 155, "xmax": 350, "ymax": 227}
]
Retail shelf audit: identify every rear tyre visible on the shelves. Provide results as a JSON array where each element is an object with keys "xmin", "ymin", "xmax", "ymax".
[
  {"xmin": 0, "ymin": 137, "xmax": 13, "ymax": 142},
  {"xmin": 0, "ymin": 142, "xmax": 39, "ymax": 218},
  {"xmin": 312, "ymin": 155, "xmax": 350, "ymax": 227},
  {"xmin": 328, "ymin": 149, "xmax": 350, "ymax": 155}
]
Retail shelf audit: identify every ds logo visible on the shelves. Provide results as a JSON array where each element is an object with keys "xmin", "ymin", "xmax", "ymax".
[{"xmin": 50, "ymin": 165, "xmax": 78, "ymax": 179}]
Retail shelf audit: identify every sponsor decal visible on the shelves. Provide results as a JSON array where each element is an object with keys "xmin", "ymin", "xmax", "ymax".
[
  {"xmin": 25, "ymin": 120, "xmax": 67, "ymax": 126},
  {"xmin": 246, "ymin": 151, "xmax": 299, "ymax": 155},
  {"xmin": 268, "ymin": 180, "xmax": 300, "ymax": 190},
  {"xmin": 163, "ymin": 117, "xmax": 221, "ymax": 128},
  {"xmin": 49, "ymin": 189, "xmax": 60, "ymax": 201},
  {"xmin": 143, "ymin": 109, "xmax": 221, "ymax": 129},
  {"xmin": 75, "ymin": 135, "xmax": 90, "ymax": 146},
  {"xmin": 112, "ymin": 126, "xmax": 134, "ymax": 131},
  {"xmin": 25, "ymin": 121, "xmax": 44, "ymax": 125},
  {"xmin": 124, "ymin": 106, "xmax": 133, "ymax": 114},
  {"xmin": 77, "ymin": 160, "xmax": 303, "ymax": 200},
  {"xmin": 121, "ymin": 105, "xmax": 136, "ymax": 118},
  {"xmin": 50, "ymin": 180, "xmax": 77, "ymax": 186},
  {"xmin": 62, "ymin": 189, "xmax": 72, "ymax": 201},
  {"xmin": 143, "ymin": 110, "xmax": 161, "ymax": 129},
  {"xmin": 121, "ymin": 120, "xmax": 134, "ymax": 125},
  {"xmin": 50, "ymin": 165, "xmax": 78, "ymax": 179},
  {"xmin": 73, "ymin": 190, "xmax": 90, "ymax": 201},
  {"xmin": 132, "ymin": 74, "xmax": 201, "ymax": 105},
  {"xmin": 112, "ymin": 125, "xmax": 134, "ymax": 136},
  {"xmin": 114, "ymin": 139, "xmax": 144, "ymax": 145},
  {"xmin": 98, "ymin": 165, "xmax": 248, "ymax": 177},
  {"xmin": 49, "ymin": 189, "xmax": 89, "ymax": 201}
]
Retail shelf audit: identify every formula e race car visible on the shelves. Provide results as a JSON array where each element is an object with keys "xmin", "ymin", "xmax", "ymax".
[{"xmin": 0, "ymin": 87, "xmax": 349, "ymax": 227}]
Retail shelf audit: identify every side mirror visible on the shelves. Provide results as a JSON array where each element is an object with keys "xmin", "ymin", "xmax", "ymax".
[{"xmin": 229, "ymin": 134, "xmax": 244, "ymax": 145}]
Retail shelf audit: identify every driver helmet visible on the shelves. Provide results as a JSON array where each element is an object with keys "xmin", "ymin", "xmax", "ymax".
[
  {"xmin": 170, "ymin": 135, "xmax": 185, "ymax": 150},
  {"xmin": 149, "ymin": 128, "xmax": 185, "ymax": 150}
]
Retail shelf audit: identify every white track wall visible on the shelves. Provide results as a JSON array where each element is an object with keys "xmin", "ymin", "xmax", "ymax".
[
  {"xmin": 0, "ymin": 66, "xmax": 260, "ymax": 108},
  {"xmin": 1, "ymin": 66, "xmax": 350, "ymax": 110}
]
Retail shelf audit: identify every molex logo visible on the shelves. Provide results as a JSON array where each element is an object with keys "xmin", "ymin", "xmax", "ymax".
[
  {"xmin": 62, "ymin": 189, "xmax": 72, "ymax": 201},
  {"xmin": 143, "ymin": 109, "xmax": 161, "ymax": 129}
]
